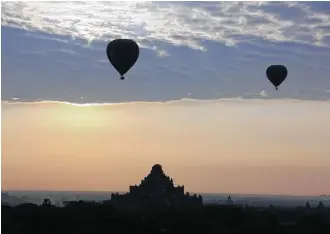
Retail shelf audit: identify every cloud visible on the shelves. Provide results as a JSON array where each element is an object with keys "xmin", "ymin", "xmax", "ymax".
[
  {"xmin": 98, "ymin": 59, "xmax": 109, "ymax": 64},
  {"xmin": 157, "ymin": 50, "xmax": 170, "ymax": 57},
  {"xmin": 260, "ymin": 90, "xmax": 268, "ymax": 97},
  {"xmin": 2, "ymin": 97, "xmax": 329, "ymax": 110},
  {"xmin": 2, "ymin": 1, "xmax": 330, "ymax": 52},
  {"xmin": 24, "ymin": 32, "xmax": 69, "ymax": 44},
  {"xmin": 19, "ymin": 50, "xmax": 47, "ymax": 57},
  {"xmin": 18, "ymin": 43, "xmax": 81, "ymax": 57},
  {"xmin": 55, "ymin": 49, "xmax": 80, "ymax": 56}
]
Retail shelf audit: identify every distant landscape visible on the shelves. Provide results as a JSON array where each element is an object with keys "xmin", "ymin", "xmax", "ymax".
[{"xmin": 3, "ymin": 190, "xmax": 330, "ymax": 208}]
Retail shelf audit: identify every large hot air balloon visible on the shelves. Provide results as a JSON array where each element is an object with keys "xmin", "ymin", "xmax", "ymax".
[
  {"xmin": 106, "ymin": 39, "xmax": 139, "ymax": 80},
  {"xmin": 266, "ymin": 65, "xmax": 288, "ymax": 90}
]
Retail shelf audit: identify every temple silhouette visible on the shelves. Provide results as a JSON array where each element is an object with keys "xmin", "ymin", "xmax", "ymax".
[{"xmin": 111, "ymin": 164, "xmax": 203, "ymax": 212}]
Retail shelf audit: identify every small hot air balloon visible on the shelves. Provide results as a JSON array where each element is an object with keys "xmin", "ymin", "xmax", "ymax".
[
  {"xmin": 266, "ymin": 65, "xmax": 288, "ymax": 90},
  {"xmin": 106, "ymin": 39, "xmax": 139, "ymax": 80}
]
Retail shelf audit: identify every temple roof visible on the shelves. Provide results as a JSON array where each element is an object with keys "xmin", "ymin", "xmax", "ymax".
[
  {"xmin": 135, "ymin": 164, "xmax": 177, "ymax": 189},
  {"xmin": 150, "ymin": 164, "xmax": 163, "ymax": 175}
]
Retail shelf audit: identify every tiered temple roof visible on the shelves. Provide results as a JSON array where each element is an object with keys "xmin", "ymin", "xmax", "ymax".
[{"xmin": 111, "ymin": 164, "xmax": 203, "ymax": 212}]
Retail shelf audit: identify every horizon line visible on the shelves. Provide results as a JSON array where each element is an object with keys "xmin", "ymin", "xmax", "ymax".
[
  {"xmin": 3, "ymin": 189, "xmax": 327, "ymax": 198},
  {"xmin": 2, "ymin": 97, "xmax": 330, "ymax": 107}
]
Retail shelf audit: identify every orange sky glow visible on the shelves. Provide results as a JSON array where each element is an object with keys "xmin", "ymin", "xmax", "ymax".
[{"xmin": 2, "ymin": 99, "xmax": 330, "ymax": 196}]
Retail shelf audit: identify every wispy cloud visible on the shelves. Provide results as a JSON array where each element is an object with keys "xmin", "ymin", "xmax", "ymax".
[
  {"xmin": 2, "ymin": 97, "xmax": 329, "ymax": 109},
  {"xmin": 19, "ymin": 50, "xmax": 47, "ymax": 56},
  {"xmin": 2, "ymin": 1, "xmax": 330, "ymax": 52},
  {"xmin": 157, "ymin": 50, "xmax": 170, "ymax": 57},
  {"xmin": 98, "ymin": 59, "xmax": 109, "ymax": 64},
  {"xmin": 24, "ymin": 32, "xmax": 69, "ymax": 44},
  {"xmin": 260, "ymin": 90, "xmax": 268, "ymax": 97},
  {"xmin": 50, "ymin": 48, "xmax": 81, "ymax": 56}
]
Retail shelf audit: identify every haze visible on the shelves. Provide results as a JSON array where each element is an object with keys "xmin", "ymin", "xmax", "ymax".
[{"xmin": 2, "ymin": 99, "xmax": 330, "ymax": 195}]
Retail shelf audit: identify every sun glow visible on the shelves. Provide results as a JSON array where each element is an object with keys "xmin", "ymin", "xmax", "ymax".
[{"xmin": 55, "ymin": 103, "xmax": 113, "ymax": 128}]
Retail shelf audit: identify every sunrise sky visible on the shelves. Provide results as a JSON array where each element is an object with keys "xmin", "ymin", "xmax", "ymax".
[{"xmin": 1, "ymin": 1, "xmax": 330, "ymax": 195}]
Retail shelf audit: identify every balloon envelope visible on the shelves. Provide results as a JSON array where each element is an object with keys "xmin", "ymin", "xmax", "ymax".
[
  {"xmin": 266, "ymin": 65, "xmax": 288, "ymax": 90},
  {"xmin": 106, "ymin": 39, "xmax": 139, "ymax": 79}
]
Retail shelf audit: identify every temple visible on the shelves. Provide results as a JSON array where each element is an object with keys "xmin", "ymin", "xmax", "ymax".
[{"xmin": 111, "ymin": 164, "xmax": 203, "ymax": 212}]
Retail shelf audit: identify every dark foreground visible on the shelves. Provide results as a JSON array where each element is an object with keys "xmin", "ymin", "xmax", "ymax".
[{"xmin": 2, "ymin": 201, "xmax": 330, "ymax": 234}]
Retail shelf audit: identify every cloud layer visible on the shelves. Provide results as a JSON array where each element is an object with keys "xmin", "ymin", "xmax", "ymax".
[
  {"xmin": 2, "ymin": 2, "xmax": 330, "ymax": 103},
  {"xmin": 2, "ymin": 1, "xmax": 330, "ymax": 51}
]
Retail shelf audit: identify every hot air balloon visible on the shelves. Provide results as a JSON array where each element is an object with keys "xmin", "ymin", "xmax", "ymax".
[
  {"xmin": 106, "ymin": 39, "xmax": 139, "ymax": 80},
  {"xmin": 266, "ymin": 65, "xmax": 288, "ymax": 90}
]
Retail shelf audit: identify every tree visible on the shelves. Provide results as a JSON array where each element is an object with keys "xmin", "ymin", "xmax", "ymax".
[
  {"xmin": 42, "ymin": 198, "xmax": 52, "ymax": 206},
  {"xmin": 317, "ymin": 201, "xmax": 324, "ymax": 209}
]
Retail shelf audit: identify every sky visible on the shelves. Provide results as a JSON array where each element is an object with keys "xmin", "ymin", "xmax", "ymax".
[{"xmin": 1, "ymin": 1, "xmax": 330, "ymax": 195}]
